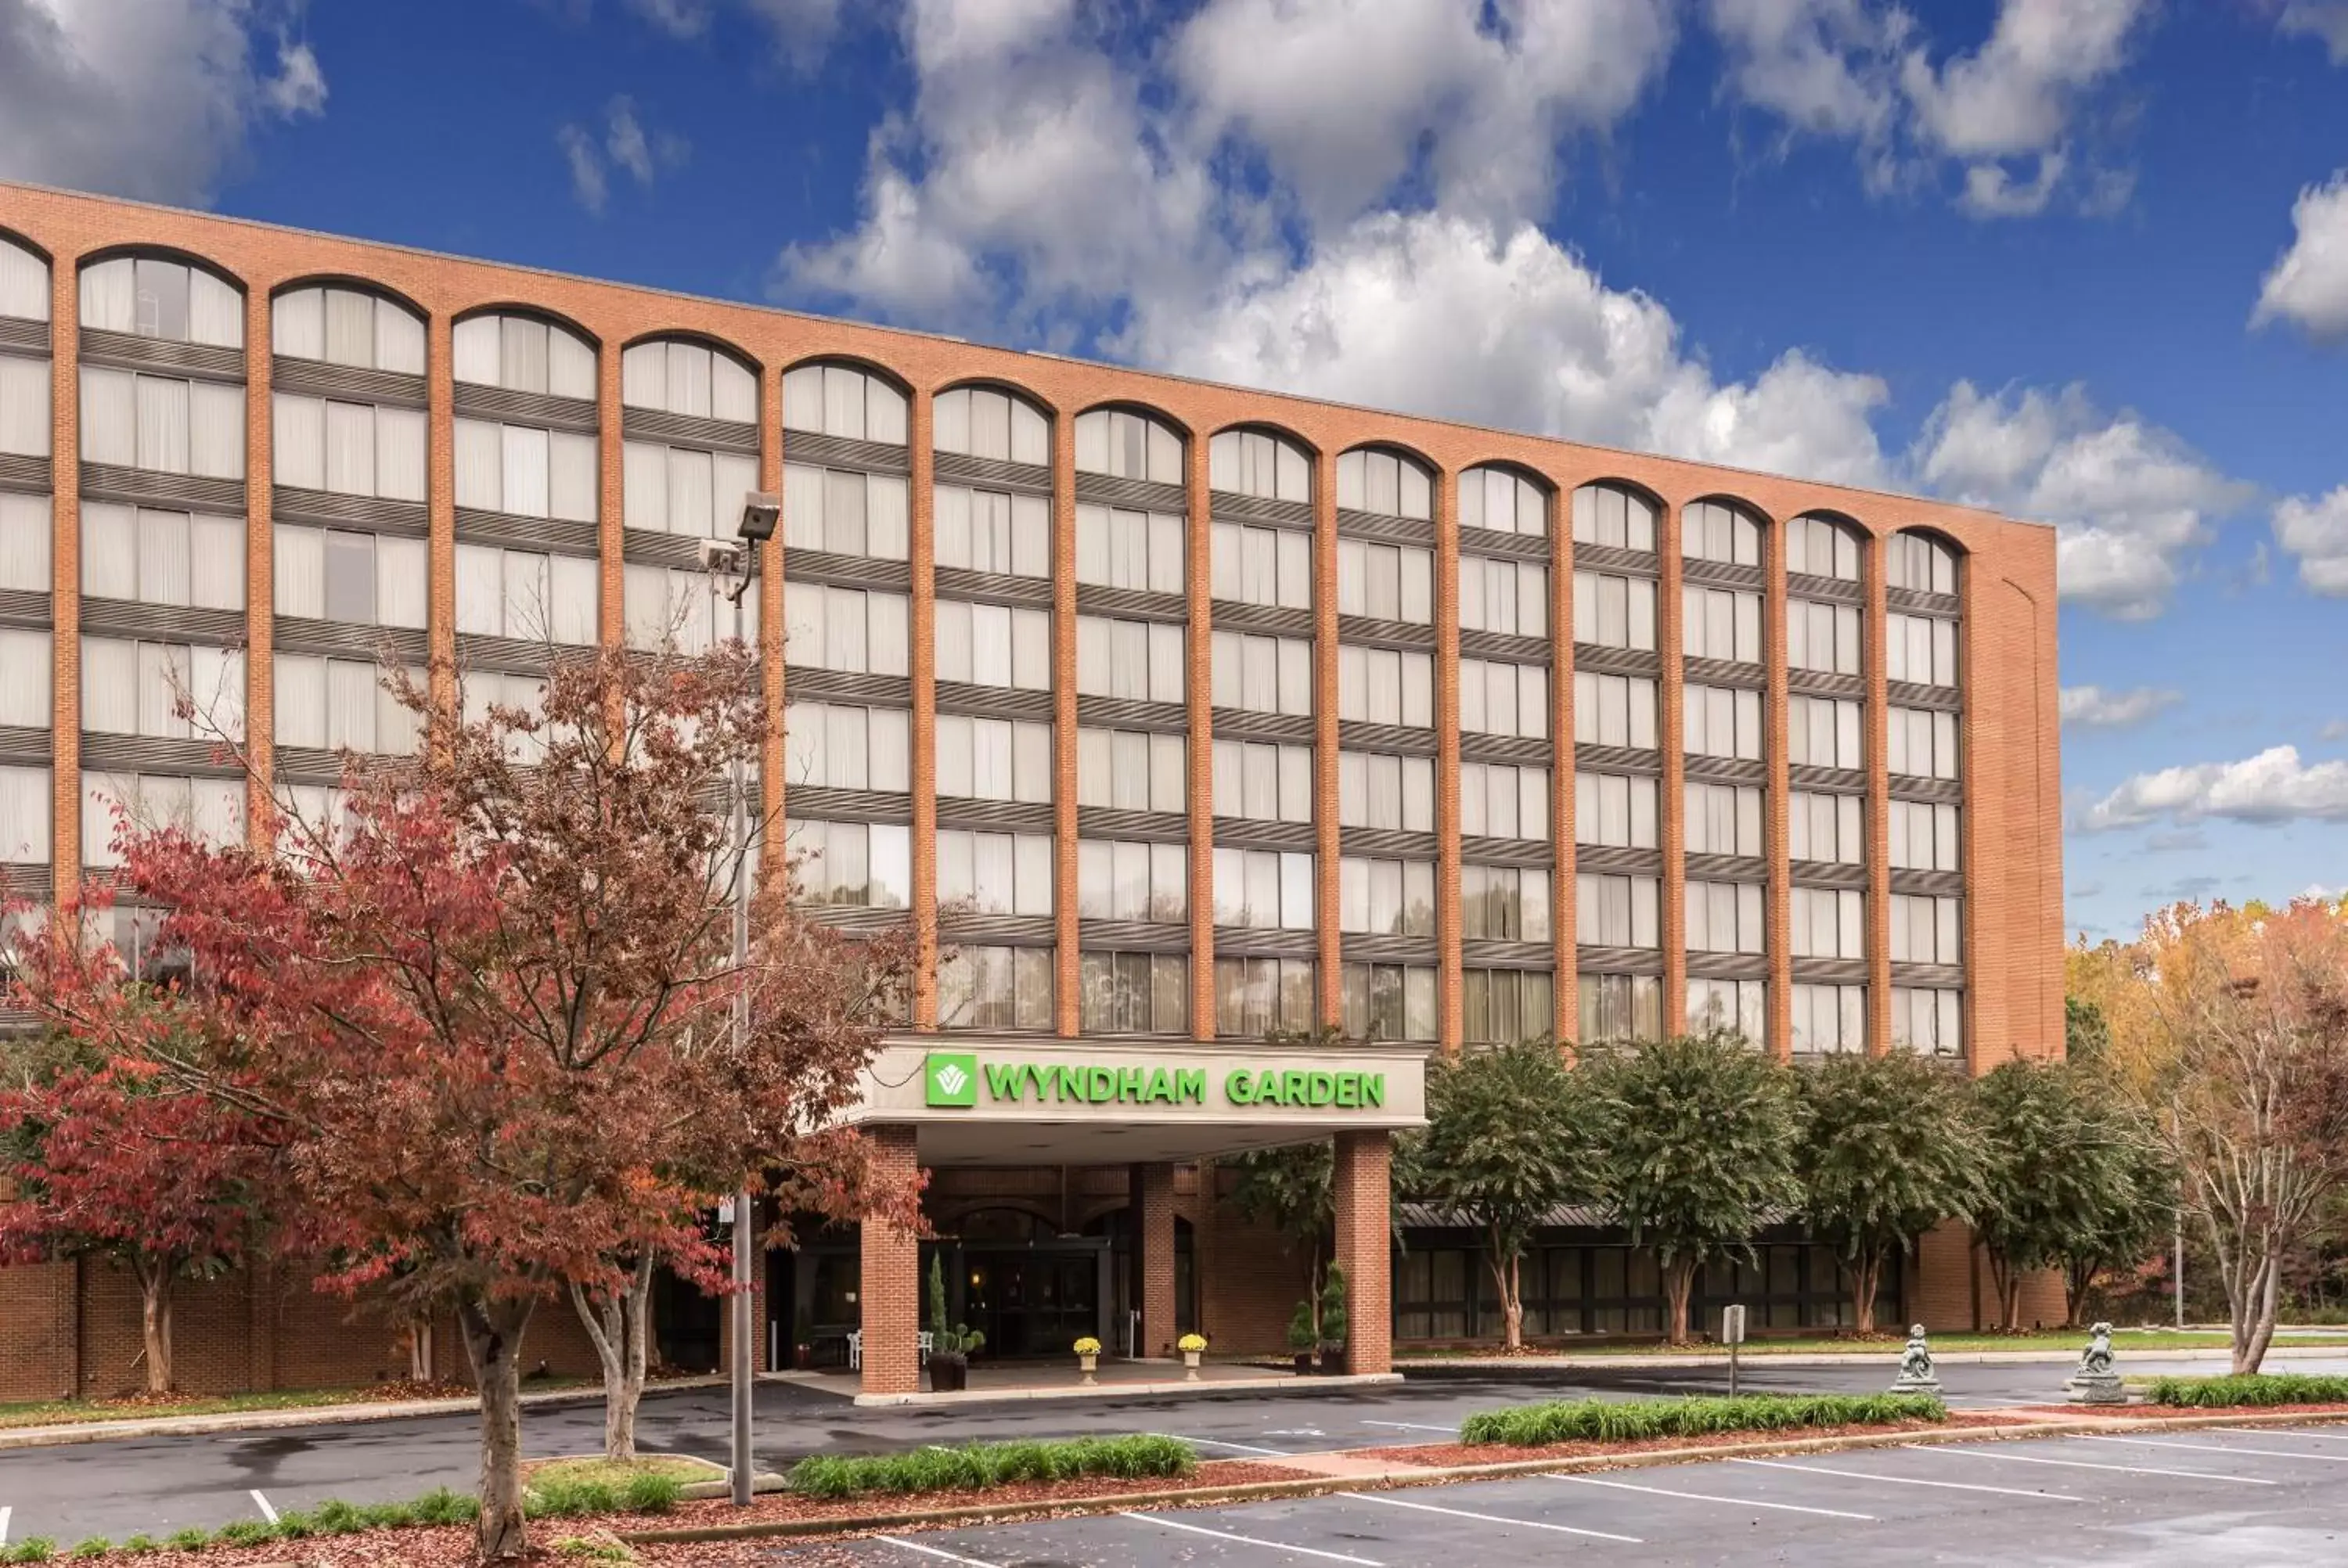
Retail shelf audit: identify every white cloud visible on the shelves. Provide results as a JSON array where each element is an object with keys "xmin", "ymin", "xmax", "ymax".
[
  {"xmin": 2279, "ymin": 1, "xmax": 2348, "ymax": 63},
  {"xmin": 2060, "ymin": 685, "xmax": 2183, "ymax": 730},
  {"xmin": 2274, "ymin": 486, "xmax": 2348, "ymax": 595},
  {"xmin": 2075, "ymin": 745, "xmax": 2348, "ymax": 832},
  {"xmin": 1911, "ymin": 382, "xmax": 2254, "ymax": 618},
  {"xmin": 1705, "ymin": 0, "xmax": 1904, "ymax": 166},
  {"xmin": 625, "ymin": 0, "xmax": 708, "ymax": 37},
  {"xmin": 559, "ymin": 95, "xmax": 689, "ymax": 216},
  {"xmin": 741, "ymin": 0, "xmax": 841, "ymax": 70},
  {"xmin": 557, "ymin": 123, "xmax": 607, "ymax": 215},
  {"xmin": 2253, "ymin": 171, "xmax": 2348, "ymax": 341},
  {"xmin": 1899, "ymin": 0, "xmax": 2144, "ymax": 160},
  {"xmin": 0, "ymin": 0, "xmax": 328, "ymax": 206}
]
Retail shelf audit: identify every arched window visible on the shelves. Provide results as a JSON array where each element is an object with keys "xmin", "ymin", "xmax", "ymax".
[
  {"xmin": 1075, "ymin": 406, "xmax": 1183, "ymax": 484},
  {"xmin": 0, "ymin": 239, "xmax": 49, "ymax": 461},
  {"xmin": 1461, "ymin": 465, "xmax": 1547, "ymax": 538},
  {"xmin": 1336, "ymin": 446, "xmax": 1431, "ymax": 520},
  {"xmin": 452, "ymin": 311, "xmax": 596, "ymax": 400},
  {"xmin": 622, "ymin": 337, "xmax": 758, "ymax": 423},
  {"xmin": 79, "ymin": 254, "xmax": 242, "ymax": 348},
  {"xmin": 1887, "ymin": 530, "xmax": 1958, "ymax": 596},
  {"xmin": 272, "ymin": 284, "xmax": 425, "ymax": 375},
  {"xmin": 781, "ymin": 360, "xmax": 908, "ymax": 445},
  {"xmin": 1786, "ymin": 513, "xmax": 1862, "ymax": 581},
  {"xmin": 1570, "ymin": 482, "xmax": 1658, "ymax": 553},
  {"xmin": 1679, "ymin": 499, "xmax": 1764, "ymax": 667},
  {"xmin": 1681, "ymin": 498, "xmax": 1761, "ymax": 566},
  {"xmin": 0, "ymin": 235, "xmax": 48, "ymax": 322},
  {"xmin": 1210, "ymin": 427, "xmax": 1309, "ymax": 501},
  {"xmin": 936, "ymin": 384, "xmax": 1050, "ymax": 466}
]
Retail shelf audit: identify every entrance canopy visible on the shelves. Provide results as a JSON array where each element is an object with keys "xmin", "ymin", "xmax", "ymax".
[{"xmin": 847, "ymin": 1034, "xmax": 1430, "ymax": 1166}]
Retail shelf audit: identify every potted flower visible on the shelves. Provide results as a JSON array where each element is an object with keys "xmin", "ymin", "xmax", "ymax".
[
  {"xmin": 1285, "ymin": 1300, "xmax": 1319, "ymax": 1374},
  {"xmin": 1177, "ymin": 1332, "xmax": 1208, "ymax": 1380},
  {"xmin": 1317, "ymin": 1263, "xmax": 1350, "ymax": 1376},
  {"xmin": 1073, "ymin": 1336, "xmax": 1102, "ymax": 1385},
  {"xmin": 924, "ymin": 1256, "xmax": 986, "ymax": 1394}
]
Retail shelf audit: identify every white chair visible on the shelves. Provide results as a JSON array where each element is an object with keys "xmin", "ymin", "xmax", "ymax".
[
  {"xmin": 918, "ymin": 1330, "xmax": 935, "ymax": 1356},
  {"xmin": 845, "ymin": 1329, "xmax": 862, "ymax": 1371}
]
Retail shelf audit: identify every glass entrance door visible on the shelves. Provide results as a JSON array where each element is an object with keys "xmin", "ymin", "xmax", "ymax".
[{"xmin": 963, "ymin": 1246, "xmax": 1105, "ymax": 1359}]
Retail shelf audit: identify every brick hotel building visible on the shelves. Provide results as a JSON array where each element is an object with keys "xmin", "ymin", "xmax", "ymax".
[{"xmin": 0, "ymin": 185, "xmax": 2062, "ymax": 1401}]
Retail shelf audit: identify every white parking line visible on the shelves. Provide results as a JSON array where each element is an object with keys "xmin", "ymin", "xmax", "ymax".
[
  {"xmin": 1151, "ymin": 1433, "xmax": 1295, "ymax": 1457},
  {"xmin": 1728, "ymin": 1457, "xmax": 2083, "ymax": 1501},
  {"xmin": 876, "ymin": 1534, "xmax": 1003, "ymax": 1568},
  {"xmin": 1921, "ymin": 1448, "xmax": 2277, "ymax": 1484},
  {"xmin": 1, "ymin": 1504, "xmax": 11, "ymax": 1545},
  {"xmin": 1339, "ymin": 1490, "xmax": 1643, "ymax": 1543},
  {"xmin": 1360, "ymin": 1421, "xmax": 1457, "ymax": 1433},
  {"xmin": 2215, "ymin": 1426, "xmax": 2348, "ymax": 1444},
  {"xmin": 2089, "ymin": 1435, "xmax": 2348, "ymax": 1464},
  {"xmin": 250, "ymin": 1490, "xmax": 279, "ymax": 1524},
  {"xmin": 1545, "ymin": 1473, "xmax": 1876, "ymax": 1519},
  {"xmin": 1124, "ymin": 1510, "xmax": 1385, "ymax": 1565}
]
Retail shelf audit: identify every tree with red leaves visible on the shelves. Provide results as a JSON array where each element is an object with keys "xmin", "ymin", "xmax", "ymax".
[
  {"xmin": 14, "ymin": 641, "xmax": 920, "ymax": 1563},
  {"xmin": 0, "ymin": 989, "xmax": 271, "ymax": 1395}
]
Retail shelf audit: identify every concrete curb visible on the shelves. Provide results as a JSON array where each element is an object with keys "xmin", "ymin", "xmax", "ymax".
[
  {"xmin": 617, "ymin": 1405, "xmax": 2348, "ymax": 1547},
  {"xmin": 1395, "ymin": 1343, "xmax": 2348, "ymax": 1375},
  {"xmin": 0, "ymin": 1376, "xmax": 729, "ymax": 1451},
  {"xmin": 849, "ymin": 1372, "xmax": 1402, "ymax": 1408}
]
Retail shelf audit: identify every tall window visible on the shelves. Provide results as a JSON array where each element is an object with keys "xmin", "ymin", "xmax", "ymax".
[
  {"xmin": 1075, "ymin": 616, "xmax": 1183, "ymax": 703},
  {"xmin": 1215, "ymin": 739, "xmax": 1313, "ymax": 823},
  {"xmin": 79, "ymin": 257, "xmax": 240, "ymax": 347},
  {"xmin": 1887, "ymin": 532, "xmax": 1957, "ymax": 595},
  {"xmin": 940, "ymin": 945, "xmax": 1053, "ymax": 1030},
  {"xmin": 0, "ymin": 352, "xmax": 47, "ymax": 457},
  {"xmin": 275, "ymin": 656, "xmax": 419, "ymax": 754},
  {"xmin": 1789, "ymin": 790, "xmax": 1864, "ymax": 864},
  {"xmin": 454, "ymin": 544, "xmax": 598, "ymax": 645},
  {"xmin": 936, "ymin": 386, "xmax": 1050, "ymax": 466},
  {"xmin": 1463, "ymin": 969, "xmax": 1554, "ymax": 1045},
  {"xmin": 1788, "ymin": 695, "xmax": 1862, "ymax": 770},
  {"xmin": 82, "ymin": 773, "xmax": 241, "ymax": 867},
  {"xmin": 1684, "ymin": 781, "xmax": 1760, "ymax": 857},
  {"xmin": 1076, "ymin": 504, "xmax": 1183, "ymax": 592},
  {"xmin": 1580, "ymin": 973, "xmax": 1660, "ymax": 1043},
  {"xmin": 1888, "ymin": 707, "xmax": 1959, "ymax": 780},
  {"xmin": 1887, "ymin": 613, "xmax": 1958, "ymax": 687},
  {"xmin": 1336, "ymin": 448, "xmax": 1431, "ymax": 519},
  {"xmin": 1463, "ymin": 865, "xmax": 1550, "ymax": 941},
  {"xmin": 1461, "ymin": 660, "xmax": 1547, "ymax": 739},
  {"xmin": 81, "ymin": 638, "xmax": 244, "ymax": 739},
  {"xmin": 1572, "ymin": 570, "xmax": 1655, "ymax": 649},
  {"xmin": 1460, "ymin": 762, "xmax": 1549, "ymax": 841},
  {"xmin": 935, "ymin": 715, "xmax": 1052, "ymax": 803},
  {"xmin": 1890, "ymin": 894, "xmax": 1961, "ymax": 965},
  {"xmin": 0, "ymin": 628, "xmax": 49, "ymax": 726},
  {"xmin": 1461, "ymin": 556, "xmax": 1547, "ymax": 636},
  {"xmin": 1338, "ymin": 751, "xmax": 1432, "ymax": 833},
  {"xmin": 1462, "ymin": 466, "xmax": 1547, "ymax": 538},
  {"xmin": 82, "ymin": 505, "xmax": 242, "ymax": 610},
  {"xmin": 1571, "ymin": 484, "xmax": 1658, "ymax": 552},
  {"xmin": 784, "ymin": 703, "xmax": 911, "ymax": 793},
  {"xmin": 1788, "ymin": 598, "xmax": 1862, "ymax": 675},
  {"xmin": 1792, "ymin": 983, "xmax": 1867, "ymax": 1054},
  {"xmin": 1573, "ymin": 672, "xmax": 1657, "ymax": 749},
  {"xmin": 1080, "ymin": 953, "xmax": 1187, "ymax": 1034},
  {"xmin": 0, "ymin": 236, "xmax": 51, "ymax": 324},
  {"xmin": 0, "ymin": 763, "xmax": 50, "ymax": 865},
  {"xmin": 1792, "ymin": 887, "xmax": 1864, "ymax": 959},
  {"xmin": 1076, "ymin": 840, "xmax": 1187, "ymax": 921},
  {"xmin": 1892, "ymin": 987, "xmax": 1962, "ymax": 1056},
  {"xmin": 79, "ymin": 369, "xmax": 243, "ymax": 478},
  {"xmin": 1220, "ymin": 522, "xmax": 1313, "ymax": 609},
  {"xmin": 1075, "ymin": 408, "xmax": 1182, "ymax": 483},
  {"xmin": 1578, "ymin": 773, "xmax": 1658, "ymax": 848},
  {"xmin": 1212, "ymin": 847, "xmax": 1315, "ymax": 930},
  {"xmin": 937, "ymin": 829, "xmax": 1053, "ymax": 915},
  {"xmin": 273, "ymin": 286, "xmax": 425, "ymax": 374},
  {"xmin": 1337, "ymin": 646, "xmax": 1431, "ymax": 727},
  {"xmin": 0, "ymin": 493, "xmax": 46, "ymax": 593},
  {"xmin": 1786, "ymin": 514, "xmax": 1861, "ymax": 581},
  {"xmin": 1078, "ymin": 728, "xmax": 1185, "ymax": 813},
  {"xmin": 456, "ymin": 419, "xmax": 596, "ymax": 521},
  {"xmin": 1688, "ymin": 978, "xmax": 1765, "ymax": 1042},
  {"xmin": 274, "ymin": 525, "xmax": 428, "ymax": 628},
  {"xmin": 1577, "ymin": 872, "xmax": 1658, "ymax": 948},
  {"xmin": 1337, "ymin": 537, "xmax": 1428, "ymax": 622},
  {"xmin": 1210, "ymin": 428, "xmax": 1309, "ymax": 499},
  {"xmin": 1682, "ymin": 499, "xmax": 1761, "ymax": 565},
  {"xmin": 1684, "ymin": 684, "xmax": 1763, "ymax": 762},
  {"xmin": 1343, "ymin": 964, "xmax": 1437, "ymax": 1042},
  {"xmin": 1215, "ymin": 631, "xmax": 1313, "ymax": 715},
  {"xmin": 1339, "ymin": 857, "xmax": 1435, "ymax": 935},
  {"xmin": 1214, "ymin": 957, "xmax": 1316, "ymax": 1038},
  {"xmin": 275, "ymin": 394, "xmax": 427, "ymax": 501},
  {"xmin": 1682, "ymin": 584, "xmax": 1760, "ymax": 663},
  {"xmin": 935, "ymin": 600, "xmax": 1050, "ymax": 690},
  {"xmin": 621, "ymin": 339, "xmax": 758, "ymax": 422},
  {"xmin": 938, "ymin": 485, "xmax": 1048, "ymax": 577},
  {"xmin": 453, "ymin": 313, "xmax": 595, "ymax": 400},
  {"xmin": 1686, "ymin": 880, "xmax": 1764, "ymax": 955},
  {"xmin": 781, "ymin": 584, "xmax": 909, "ymax": 674},
  {"xmin": 789, "ymin": 818, "xmax": 910, "ymax": 908},
  {"xmin": 624, "ymin": 441, "xmax": 763, "ymax": 539},
  {"xmin": 627, "ymin": 565, "xmax": 762, "ymax": 654},
  {"xmin": 1889, "ymin": 800, "xmax": 1961, "ymax": 872}
]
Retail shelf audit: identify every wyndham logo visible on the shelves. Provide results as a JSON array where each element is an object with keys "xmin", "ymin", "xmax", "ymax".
[{"xmin": 925, "ymin": 1052, "xmax": 979, "ymax": 1108}]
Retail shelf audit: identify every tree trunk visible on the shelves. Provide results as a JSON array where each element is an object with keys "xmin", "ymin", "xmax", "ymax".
[
  {"xmin": 1486, "ymin": 1247, "xmax": 1523, "ymax": 1352},
  {"xmin": 409, "ymin": 1319, "xmax": 436, "ymax": 1383},
  {"xmin": 571, "ymin": 1253, "xmax": 656, "ymax": 1462},
  {"xmin": 2233, "ymin": 1242, "xmax": 2281, "ymax": 1376},
  {"xmin": 1985, "ymin": 1250, "xmax": 2022, "ymax": 1332},
  {"xmin": 1662, "ymin": 1256, "xmax": 1697, "ymax": 1346},
  {"xmin": 1851, "ymin": 1250, "xmax": 1882, "ymax": 1336},
  {"xmin": 134, "ymin": 1257, "xmax": 175, "ymax": 1394},
  {"xmin": 458, "ymin": 1295, "xmax": 535, "ymax": 1563}
]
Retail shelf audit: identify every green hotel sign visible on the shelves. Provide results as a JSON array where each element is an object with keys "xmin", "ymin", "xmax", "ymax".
[{"xmin": 924, "ymin": 1052, "xmax": 1387, "ymax": 1113}]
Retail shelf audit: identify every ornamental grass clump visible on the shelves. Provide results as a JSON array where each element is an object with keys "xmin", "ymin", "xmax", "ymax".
[
  {"xmin": 2148, "ymin": 1372, "xmax": 2348, "ymax": 1408},
  {"xmin": 788, "ymin": 1434, "xmax": 1196, "ymax": 1499},
  {"xmin": 1459, "ymin": 1392, "xmax": 1944, "ymax": 1448}
]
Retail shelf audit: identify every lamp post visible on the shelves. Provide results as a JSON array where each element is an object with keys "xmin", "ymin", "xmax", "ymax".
[{"xmin": 703, "ymin": 491, "xmax": 780, "ymax": 1509}]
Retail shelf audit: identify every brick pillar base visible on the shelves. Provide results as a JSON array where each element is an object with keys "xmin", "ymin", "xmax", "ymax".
[
  {"xmin": 860, "ymin": 1125, "xmax": 923, "ymax": 1397},
  {"xmin": 1331, "ymin": 1131, "xmax": 1392, "ymax": 1376},
  {"xmin": 1135, "ymin": 1163, "xmax": 1176, "ymax": 1359}
]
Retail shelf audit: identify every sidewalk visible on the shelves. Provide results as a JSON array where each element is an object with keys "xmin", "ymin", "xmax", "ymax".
[{"xmin": 1395, "ymin": 1343, "xmax": 2348, "ymax": 1374}]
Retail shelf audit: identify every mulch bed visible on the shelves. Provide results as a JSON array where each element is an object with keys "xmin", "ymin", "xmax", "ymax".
[
  {"xmin": 2008, "ymin": 1401, "xmax": 2348, "ymax": 1420},
  {"xmin": 1348, "ymin": 1409, "xmax": 2035, "ymax": 1469}
]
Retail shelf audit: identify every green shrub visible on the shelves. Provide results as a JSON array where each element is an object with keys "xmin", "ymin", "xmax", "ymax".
[
  {"xmin": 788, "ymin": 1433, "xmax": 1196, "ymax": 1499},
  {"xmin": 66, "ymin": 1541, "xmax": 107, "ymax": 1561},
  {"xmin": 5, "ymin": 1541, "xmax": 56, "ymax": 1565},
  {"xmin": 1458, "ymin": 1392, "xmax": 1945, "ymax": 1448},
  {"xmin": 2148, "ymin": 1373, "xmax": 2348, "ymax": 1408},
  {"xmin": 164, "ymin": 1528, "xmax": 208, "ymax": 1552},
  {"xmin": 409, "ymin": 1488, "xmax": 478, "ymax": 1527},
  {"xmin": 268, "ymin": 1509, "xmax": 317, "ymax": 1540},
  {"xmin": 355, "ymin": 1499, "xmax": 419, "ymax": 1530},
  {"xmin": 527, "ymin": 1477, "xmax": 622, "ymax": 1518},
  {"xmin": 618, "ymin": 1470, "xmax": 684, "ymax": 1514},
  {"xmin": 119, "ymin": 1537, "xmax": 157, "ymax": 1557},
  {"xmin": 212, "ymin": 1520, "xmax": 276, "ymax": 1547}
]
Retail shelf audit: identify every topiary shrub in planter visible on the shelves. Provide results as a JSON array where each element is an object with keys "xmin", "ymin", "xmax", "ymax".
[
  {"xmin": 1287, "ymin": 1299, "xmax": 1320, "ymax": 1373},
  {"xmin": 925, "ymin": 1256, "xmax": 985, "ymax": 1394},
  {"xmin": 1318, "ymin": 1263, "xmax": 1350, "ymax": 1375}
]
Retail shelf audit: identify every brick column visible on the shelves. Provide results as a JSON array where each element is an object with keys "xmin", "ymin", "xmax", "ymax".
[
  {"xmin": 1186, "ymin": 436, "xmax": 1216, "ymax": 1038},
  {"xmin": 1050, "ymin": 410, "xmax": 1079, "ymax": 1034},
  {"xmin": 859, "ymin": 1124, "xmax": 923, "ymax": 1397},
  {"xmin": 243, "ymin": 282, "xmax": 275, "ymax": 836},
  {"xmin": 909, "ymin": 387, "xmax": 942, "ymax": 1030},
  {"xmin": 1434, "ymin": 468, "xmax": 1464, "ymax": 1052},
  {"xmin": 1552, "ymin": 482, "xmax": 1578, "ymax": 1045},
  {"xmin": 1313, "ymin": 449, "xmax": 1341, "ymax": 1026},
  {"xmin": 1864, "ymin": 530, "xmax": 1892, "ymax": 1056},
  {"xmin": 48, "ymin": 249, "xmax": 80, "ymax": 897},
  {"xmin": 1764, "ymin": 517, "xmax": 1793, "ymax": 1061},
  {"xmin": 1657, "ymin": 499, "xmax": 1687, "ymax": 1035},
  {"xmin": 1331, "ymin": 1130, "xmax": 1391, "ymax": 1376},
  {"xmin": 1133, "ymin": 1162, "xmax": 1177, "ymax": 1358}
]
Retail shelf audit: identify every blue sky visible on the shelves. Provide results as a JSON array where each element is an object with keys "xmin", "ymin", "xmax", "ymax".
[{"xmin": 5, "ymin": 0, "xmax": 2347, "ymax": 944}]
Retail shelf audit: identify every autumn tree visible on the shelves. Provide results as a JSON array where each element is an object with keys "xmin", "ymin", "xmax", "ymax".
[
  {"xmin": 1580, "ymin": 1032, "xmax": 1803, "ymax": 1346},
  {"xmin": 0, "ymin": 989, "xmax": 270, "ymax": 1394},
  {"xmin": 15, "ymin": 642, "xmax": 920, "ymax": 1563},
  {"xmin": 1407, "ymin": 1039, "xmax": 1594, "ymax": 1350},
  {"xmin": 1795, "ymin": 1050, "xmax": 1985, "ymax": 1335}
]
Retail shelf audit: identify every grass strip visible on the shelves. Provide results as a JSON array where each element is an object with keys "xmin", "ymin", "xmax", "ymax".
[
  {"xmin": 2148, "ymin": 1372, "xmax": 2348, "ymax": 1408},
  {"xmin": 1459, "ymin": 1391, "xmax": 1946, "ymax": 1448},
  {"xmin": 787, "ymin": 1434, "xmax": 1197, "ymax": 1500}
]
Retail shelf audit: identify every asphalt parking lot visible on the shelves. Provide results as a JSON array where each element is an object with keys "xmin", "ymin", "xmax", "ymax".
[{"xmin": 767, "ymin": 1425, "xmax": 2348, "ymax": 1567}]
